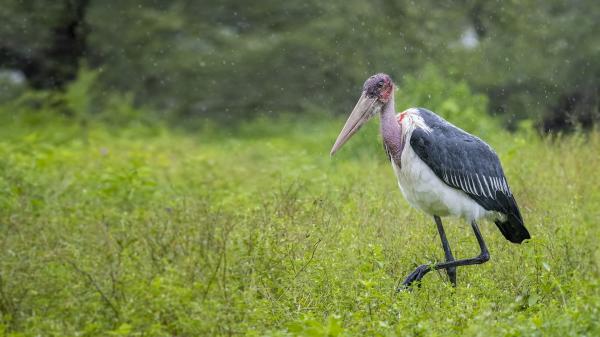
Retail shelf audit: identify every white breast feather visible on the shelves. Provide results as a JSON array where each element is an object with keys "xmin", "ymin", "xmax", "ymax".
[{"xmin": 393, "ymin": 109, "xmax": 493, "ymax": 222}]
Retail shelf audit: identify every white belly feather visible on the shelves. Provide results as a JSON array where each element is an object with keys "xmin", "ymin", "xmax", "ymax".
[{"xmin": 392, "ymin": 143, "xmax": 492, "ymax": 222}]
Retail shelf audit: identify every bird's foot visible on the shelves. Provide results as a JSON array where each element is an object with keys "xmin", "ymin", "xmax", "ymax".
[{"xmin": 397, "ymin": 264, "xmax": 431, "ymax": 291}]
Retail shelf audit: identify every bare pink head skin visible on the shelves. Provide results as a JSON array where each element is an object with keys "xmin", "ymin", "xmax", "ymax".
[
  {"xmin": 364, "ymin": 73, "xmax": 394, "ymax": 103},
  {"xmin": 330, "ymin": 73, "xmax": 400, "ymax": 157}
]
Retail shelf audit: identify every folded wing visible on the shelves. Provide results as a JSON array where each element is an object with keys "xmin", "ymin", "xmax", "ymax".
[{"xmin": 409, "ymin": 108, "xmax": 530, "ymax": 243}]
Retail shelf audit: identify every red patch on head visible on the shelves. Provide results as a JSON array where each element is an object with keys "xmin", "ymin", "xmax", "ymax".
[
  {"xmin": 379, "ymin": 83, "xmax": 393, "ymax": 102},
  {"xmin": 380, "ymin": 89, "xmax": 391, "ymax": 101}
]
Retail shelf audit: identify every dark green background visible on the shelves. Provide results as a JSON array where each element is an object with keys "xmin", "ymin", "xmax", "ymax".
[{"xmin": 0, "ymin": 0, "xmax": 598, "ymax": 131}]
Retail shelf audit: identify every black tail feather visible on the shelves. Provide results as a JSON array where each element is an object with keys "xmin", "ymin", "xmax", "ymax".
[
  {"xmin": 494, "ymin": 193, "xmax": 530, "ymax": 244},
  {"xmin": 494, "ymin": 213, "xmax": 530, "ymax": 244}
]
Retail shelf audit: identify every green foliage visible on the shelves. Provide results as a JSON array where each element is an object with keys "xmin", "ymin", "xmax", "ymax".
[
  {"xmin": 0, "ymin": 68, "xmax": 156, "ymax": 133},
  {"xmin": 2, "ymin": 0, "xmax": 596, "ymax": 129},
  {"xmin": 64, "ymin": 67, "xmax": 99, "ymax": 118},
  {"xmin": 398, "ymin": 65, "xmax": 498, "ymax": 137},
  {"xmin": 0, "ymin": 2, "xmax": 66, "ymax": 53},
  {"xmin": 441, "ymin": 1, "xmax": 600, "ymax": 130},
  {"xmin": 0, "ymin": 101, "xmax": 598, "ymax": 336}
]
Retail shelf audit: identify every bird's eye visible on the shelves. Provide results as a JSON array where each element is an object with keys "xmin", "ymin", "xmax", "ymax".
[{"xmin": 377, "ymin": 81, "xmax": 384, "ymax": 87}]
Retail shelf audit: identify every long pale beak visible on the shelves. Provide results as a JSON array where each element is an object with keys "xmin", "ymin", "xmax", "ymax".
[{"xmin": 330, "ymin": 92, "xmax": 377, "ymax": 156}]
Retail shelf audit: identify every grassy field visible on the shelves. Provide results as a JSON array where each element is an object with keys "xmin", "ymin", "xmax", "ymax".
[{"xmin": 0, "ymin": 115, "xmax": 599, "ymax": 336}]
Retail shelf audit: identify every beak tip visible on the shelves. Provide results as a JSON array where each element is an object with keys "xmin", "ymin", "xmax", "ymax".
[{"xmin": 330, "ymin": 92, "xmax": 373, "ymax": 159}]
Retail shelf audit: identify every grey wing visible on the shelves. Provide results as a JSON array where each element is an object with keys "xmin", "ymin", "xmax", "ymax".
[{"xmin": 410, "ymin": 109, "xmax": 530, "ymax": 243}]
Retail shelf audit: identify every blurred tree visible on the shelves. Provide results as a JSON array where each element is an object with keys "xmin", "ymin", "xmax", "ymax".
[
  {"xmin": 0, "ymin": 0, "xmax": 90, "ymax": 89},
  {"xmin": 0, "ymin": 0, "xmax": 597, "ymax": 131},
  {"xmin": 441, "ymin": 0, "xmax": 599, "ymax": 130}
]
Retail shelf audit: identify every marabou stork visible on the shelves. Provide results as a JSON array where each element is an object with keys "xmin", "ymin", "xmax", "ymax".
[{"xmin": 330, "ymin": 73, "xmax": 530, "ymax": 288}]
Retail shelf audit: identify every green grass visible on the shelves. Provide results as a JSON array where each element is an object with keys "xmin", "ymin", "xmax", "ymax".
[{"xmin": 0, "ymin": 116, "xmax": 599, "ymax": 337}]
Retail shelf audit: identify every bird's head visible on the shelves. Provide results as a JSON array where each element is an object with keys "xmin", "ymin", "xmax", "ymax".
[{"xmin": 330, "ymin": 73, "xmax": 394, "ymax": 156}]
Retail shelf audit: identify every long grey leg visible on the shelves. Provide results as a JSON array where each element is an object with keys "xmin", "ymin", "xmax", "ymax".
[
  {"xmin": 400, "ymin": 220, "xmax": 490, "ymax": 289},
  {"xmin": 434, "ymin": 216, "xmax": 457, "ymax": 286}
]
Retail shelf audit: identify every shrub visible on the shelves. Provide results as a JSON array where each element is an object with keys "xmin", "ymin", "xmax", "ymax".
[{"xmin": 397, "ymin": 64, "xmax": 500, "ymax": 138}]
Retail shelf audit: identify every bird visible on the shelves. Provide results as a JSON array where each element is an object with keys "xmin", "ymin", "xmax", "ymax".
[{"xmin": 330, "ymin": 73, "xmax": 530, "ymax": 288}]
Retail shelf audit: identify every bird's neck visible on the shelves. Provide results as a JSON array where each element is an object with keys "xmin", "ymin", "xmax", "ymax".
[{"xmin": 380, "ymin": 91, "xmax": 404, "ymax": 162}]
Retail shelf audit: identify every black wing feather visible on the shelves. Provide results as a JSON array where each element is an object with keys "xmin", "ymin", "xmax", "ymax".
[{"xmin": 410, "ymin": 108, "xmax": 530, "ymax": 243}]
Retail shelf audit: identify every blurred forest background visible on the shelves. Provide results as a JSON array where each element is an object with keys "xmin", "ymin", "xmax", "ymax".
[{"xmin": 0, "ymin": 0, "xmax": 598, "ymax": 132}]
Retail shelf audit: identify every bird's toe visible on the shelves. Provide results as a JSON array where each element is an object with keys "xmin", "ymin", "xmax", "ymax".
[{"xmin": 398, "ymin": 264, "xmax": 431, "ymax": 290}]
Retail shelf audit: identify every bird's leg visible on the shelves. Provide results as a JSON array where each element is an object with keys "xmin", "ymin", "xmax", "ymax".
[
  {"xmin": 431, "ymin": 220, "xmax": 490, "ymax": 270},
  {"xmin": 399, "ymin": 220, "xmax": 490, "ymax": 289},
  {"xmin": 434, "ymin": 215, "xmax": 457, "ymax": 286}
]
